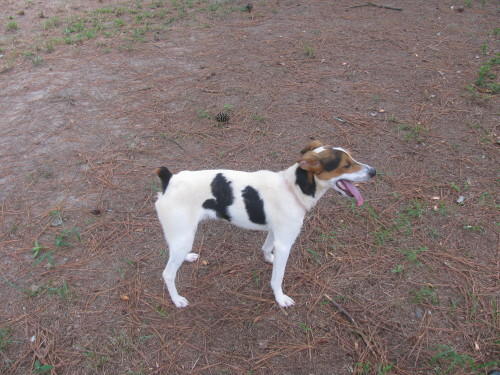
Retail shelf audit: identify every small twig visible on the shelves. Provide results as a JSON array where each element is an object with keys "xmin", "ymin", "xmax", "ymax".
[
  {"xmin": 350, "ymin": 2, "xmax": 403, "ymax": 11},
  {"xmin": 165, "ymin": 137, "xmax": 186, "ymax": 152},
  {"xmin": 323, "ymin": 294, "xmax": 358, "ymax": 326},
  {"xmin": 323, "ymin": 294, "xmax": 381, "ymax": 358}
]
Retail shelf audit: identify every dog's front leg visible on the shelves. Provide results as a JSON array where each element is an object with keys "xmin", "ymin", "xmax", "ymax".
[
  {"xmin": 270, "ymin": 226, "xmax": 301, "ymax": 308},
  {"xmin": 271, "ymin": 243, "xmax": 295, "ymax": 307}
]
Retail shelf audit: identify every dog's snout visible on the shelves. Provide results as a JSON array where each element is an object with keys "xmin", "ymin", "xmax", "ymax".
[{"xmin": 368, "ymin": 167, "xmax": 376, "ymax": 178}]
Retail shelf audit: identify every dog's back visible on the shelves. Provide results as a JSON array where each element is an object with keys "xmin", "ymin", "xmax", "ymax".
[{"xmin": 155, "ymin": 168, "xmax": 291, "ymax": 232}]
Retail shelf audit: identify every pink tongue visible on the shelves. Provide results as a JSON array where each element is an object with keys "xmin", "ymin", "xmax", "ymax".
[{"xmin": 341, "ymin": 180, "xmax": 364, "ymax": 206}]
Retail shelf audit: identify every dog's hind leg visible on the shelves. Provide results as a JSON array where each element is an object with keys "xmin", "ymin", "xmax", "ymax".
[
  {"xmin": 262, "ymin": 231, "xmax": 274, "ymax": 263},
  {"xmin": 162, "ymin": 231, "xmax": 197, "ymax": 308}
]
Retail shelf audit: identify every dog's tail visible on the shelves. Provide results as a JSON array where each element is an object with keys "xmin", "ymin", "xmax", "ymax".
[{"xmin": 154, "ymin": 166, "xmax": 173, "ymax": 194}]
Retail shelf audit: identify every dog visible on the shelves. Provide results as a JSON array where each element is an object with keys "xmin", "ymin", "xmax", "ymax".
[{"xmin": 154, "ymin": 140, "xmax": 376, "ymax": 308}]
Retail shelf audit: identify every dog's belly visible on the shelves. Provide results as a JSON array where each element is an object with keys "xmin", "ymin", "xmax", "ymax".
[
  {"xmin": 227, "ymin": 213, "xmax": 270, "ymax": 231},
  {"xmin": 201, "ymin": 207, "xmax": 269, "ymax": 231}
]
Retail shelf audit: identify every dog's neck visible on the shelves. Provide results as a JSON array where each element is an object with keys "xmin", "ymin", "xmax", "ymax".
[{"xmin": 281, "ymin": 164, "xmax": 331, "ymax": 212}]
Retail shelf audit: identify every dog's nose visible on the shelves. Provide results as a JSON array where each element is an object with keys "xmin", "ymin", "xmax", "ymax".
[{"xmin": 368, "ymin": 167, "xmax": 376, "ymax": 178}]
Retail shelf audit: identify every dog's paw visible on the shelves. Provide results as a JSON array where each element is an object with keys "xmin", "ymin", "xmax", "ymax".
[
  {"xmin": 277, "ymin": 295, "xmax": 295, "ymax": 308},
  {"xmin": 173, "ymin": 296, "xmax": 190, "ymax": 308},
  {"xmin": 184, "ymin": 253, "xmax": 199, "ymax": 262},
  {"xmin": 264, "ymin": 253, "xmax": 274, "ymax": 263}
]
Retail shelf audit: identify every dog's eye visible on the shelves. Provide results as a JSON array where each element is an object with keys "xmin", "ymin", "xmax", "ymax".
[{"xmin": 343, "ymin": 163, "xmax": 351, "ymax": 169}]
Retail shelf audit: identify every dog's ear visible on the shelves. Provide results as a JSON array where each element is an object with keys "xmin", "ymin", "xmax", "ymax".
[
  {"xmin": 300, "ymin": 140, "xmax": 324, "ymax": 155},
  {"xmin": 298, "ymin": 151, "xmax": 323, "ymax": 173}
]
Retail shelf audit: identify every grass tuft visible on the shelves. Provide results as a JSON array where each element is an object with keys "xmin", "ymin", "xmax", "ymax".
[{"xmin": 7, "ymin": 21, "xmax": 19, "ymax": 31}]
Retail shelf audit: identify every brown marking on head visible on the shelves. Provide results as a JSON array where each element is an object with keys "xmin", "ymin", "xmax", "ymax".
[
  {"xmin": 298, "ymin": 146, "xmax": 363, "ymax": 180},
  {"xmin": 300, "ymin": 140, "xmax": 324, "ymax": 155},
  {"xmin": 298, "ymin": 151, "xmax": 322, "ymax": 174}
]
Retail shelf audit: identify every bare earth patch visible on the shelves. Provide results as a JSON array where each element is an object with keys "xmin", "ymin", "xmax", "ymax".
[{"xmin": 0, "ymin": 1, "xmax": 498, "ymax": 374}]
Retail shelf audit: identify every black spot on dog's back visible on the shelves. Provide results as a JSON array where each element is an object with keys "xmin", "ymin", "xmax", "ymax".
[
  {"xmin": 202, "ymin": 173, "xmax": 234, "ymax": 221},
  {"xmin": 242, "ymin": 186, "xmax": 266, "ymax": 225},
  {"xmin": 295, "ymin": 167, "xmax": 316, "ymax": 197}
]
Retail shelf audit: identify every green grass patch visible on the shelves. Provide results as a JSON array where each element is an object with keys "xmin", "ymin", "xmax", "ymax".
[
  {"xmin": 306, "ymin": 248, "xmax": 321, "ymax": 264},
  {"xmin": 298, "ymin": 322, "xmax": 312, "ymax": 333},
  {"xmin": 391, "ymin": 264, "xmax": 404, "ymax": 274},
  {"xmin": 46, "ymin": 279, "xmax": 72, "ymax": 299},
  {"xmin": 372, "ymin": 226, "xmax": 393, "ymax": 246},
  {"xmin": 34, "ymin": 360, "xmax": 54, "ymax": 374},
  {"xmin": 398, "ymin": 246, "xmax": 427, "ymax": 264},
  {"xmin": 6, "ymin": 21, "xmax": 19, "ymax": 31},
  {"xmin": 251, "ymin": 109, "xmax": 265, "ymax": 122},
  {"xmin": 0, "ymin": 327, "xmax": 14, "ymax": 352},
  {"xmin": 411, "ymin": 284, "xmax": 439, "ymax": 305},
  {"xmin": 430, "ymin": 344, "xmax": 499, "ymax": 374},
  {"xmin": 302, "ymin": 41, "xmax": 315, "ymax": 59},
  {"xmin": 42, "ymin": 16, "xmax": 61, "ymax": 30},
  {"xmin": 395, "ymin": 123, "xmax": 428, "ymax": 143},
  {"xmin": 2, "ymin": 0, "xmax": 248, "ymax": 69},
  {"xmin": 474, "ymin": 54, "xmax": 500, "ymax": 94},
  {"xmin": 197, "ymin": 109, "xmax": 211, "ymax": 119}
]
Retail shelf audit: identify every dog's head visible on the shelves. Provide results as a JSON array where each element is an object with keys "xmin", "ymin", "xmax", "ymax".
[{"xmin": 298, "ymin": 141, "xmax": 376, "ymax": 206}]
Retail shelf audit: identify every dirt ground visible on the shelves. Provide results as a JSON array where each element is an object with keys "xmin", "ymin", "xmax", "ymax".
[{"xmin": 0, "ymin": 0, "xmax": 498, "ymax": 374}]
